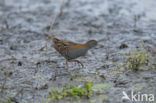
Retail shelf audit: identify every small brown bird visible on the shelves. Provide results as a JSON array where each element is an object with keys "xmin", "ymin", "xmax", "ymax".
[{"xmin": 51, "ymin": 36, "xmax": 97, "ymax": 72}]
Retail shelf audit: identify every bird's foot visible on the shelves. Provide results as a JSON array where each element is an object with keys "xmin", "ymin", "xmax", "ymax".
[{"xmin": 69, "ymin": 60, "xmax": 84, "ymax": 68}]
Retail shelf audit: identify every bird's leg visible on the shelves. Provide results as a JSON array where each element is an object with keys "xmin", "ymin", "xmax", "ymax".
[
  {"xmin": 68, "ymin": 60, "xmax": 84, "ymax": 68},
  {"xmin": 66, "ymin": 60, "xmax": 70, "ymax": 72},
  {"xmin": 74, "ymin": 60, "xmax": 84, "ymax": 68}
]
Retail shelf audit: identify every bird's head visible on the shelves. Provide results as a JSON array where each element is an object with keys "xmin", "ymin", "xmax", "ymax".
[{"xmin": 86, "ymin": 40, "xmax": 97, "ymax": 49}]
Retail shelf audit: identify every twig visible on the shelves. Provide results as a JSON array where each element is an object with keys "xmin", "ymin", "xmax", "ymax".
[
  {"xmin": 48, "ymin": 0, "xmax": 64, "ymax": 34},
  {"xmin": 14, "ymin": 88, "xmax": 23, "ymax": 97},
  {"xmin": 0, "ymin": 57, "xmax": 17, "ymax": 63},
  {"xmin": 45, "ymin": 0, "xmax": 64, "ymax": 52},
  {"xmin": 0, "ymin": 72, "xmax": 9, "ymax": 93}
]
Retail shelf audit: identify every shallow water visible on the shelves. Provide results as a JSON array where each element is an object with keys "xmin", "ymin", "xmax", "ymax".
[{"xmin": 0, "ymin": 0, "xmax": 156, "ymax": 103}]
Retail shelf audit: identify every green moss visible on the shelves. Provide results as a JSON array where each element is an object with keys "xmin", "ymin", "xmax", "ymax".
[
  {"xmin": 0, "ymin": 98, "xmax": 12, "ymax": 103},
  {"xmin": 113, "ymin": 71, "xmax": 123, "ymax": 75},
  {"xmin": 132, "ymin": 85, "xmax": 145, "ymax": 92},
  {"xmin": 92, "ymin": 83, "xmax": 113, "ymax": 93},
  {"xmin": 99, "ymin": 94, "xmax": 108, "ymax": 102},
  {"xmin": 90, "ymin": 99, "xmax": 96, "ymax": 103}
]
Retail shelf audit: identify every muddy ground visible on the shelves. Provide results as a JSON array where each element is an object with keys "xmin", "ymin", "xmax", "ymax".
[{"xmin": 0, "ymin": 0, "xmax": 156, "ymax": 103}]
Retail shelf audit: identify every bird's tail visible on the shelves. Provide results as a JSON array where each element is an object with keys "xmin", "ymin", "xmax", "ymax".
[
  {"xmin": 51, "ymin": 35, "xmax": 55, "ymax": 41},
  {"xmin": 50, "ymin": 36, "xmax": 61, "ymax": 44}
]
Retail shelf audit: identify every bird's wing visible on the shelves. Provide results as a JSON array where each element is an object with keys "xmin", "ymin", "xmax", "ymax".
[
  {"xmin": 51, "ymin": 36, "xmax": 79, "ymax": 52},
  {"xmin": 62, "ymin": 40, "xmax": 78, "ymax": 47}
]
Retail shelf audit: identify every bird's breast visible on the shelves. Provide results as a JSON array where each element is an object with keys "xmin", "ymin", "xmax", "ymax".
[{"xmin": 65, "ymin": 48, "xmax": 88, "ymax": 59}]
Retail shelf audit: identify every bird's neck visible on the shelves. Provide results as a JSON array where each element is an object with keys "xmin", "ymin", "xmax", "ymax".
[{"xmin": 84, "ymin": 43, "xmax": 92, "ymax": 50}]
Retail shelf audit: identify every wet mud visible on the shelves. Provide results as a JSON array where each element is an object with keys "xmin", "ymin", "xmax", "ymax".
[{"xmin": 0, "ymin": 0, "xmax": 156, "ymax": 103}]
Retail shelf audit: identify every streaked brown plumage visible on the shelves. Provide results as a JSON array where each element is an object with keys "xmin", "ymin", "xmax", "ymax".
[{"xmin": 51, "ymin": 36, "xmax": 97, "ymax": 72}]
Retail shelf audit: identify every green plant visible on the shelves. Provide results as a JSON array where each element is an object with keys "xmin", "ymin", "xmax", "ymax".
[
  {"xmin": 84, "ymin": 80, "xmax": 93, "ymax": 98},
  {"xmin": 47, "ymin": 81, "xmax": 94, "ymax": 103},
  {"xmin": 47, "ymin": 87, "xmax": 67, "ymax": 102},
  {"xmin": 125, "ymin": 48, "xmax": 149, "ymax": 71},
  {"xmin": 63, "ymin": 85, "xmax": 85, "ymax": 99}
]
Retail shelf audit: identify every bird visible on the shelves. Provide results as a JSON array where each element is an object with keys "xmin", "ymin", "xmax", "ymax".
[{"xmin": 51, "ymin": 36, "xmax": 97, "ymax": 72}]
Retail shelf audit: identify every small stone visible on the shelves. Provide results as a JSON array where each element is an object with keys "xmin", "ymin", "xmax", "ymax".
[
  {"xmin": 119, "ymin": 44, "xmax": 128, "ymax": 49},
  {"xmin": 18, "ymin": 61, "xmax": 22, "ymax": 66}
]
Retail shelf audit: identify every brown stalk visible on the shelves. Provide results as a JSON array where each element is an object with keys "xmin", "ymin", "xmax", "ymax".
[{"xmin": 48, "ymin": 0, "xmax": 64, "ymax": 34}]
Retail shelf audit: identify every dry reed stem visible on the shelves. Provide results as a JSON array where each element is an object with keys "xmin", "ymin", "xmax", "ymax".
[{"xmin": 48, "ymin": 0, "xmax": 64, "ymax": 34}]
